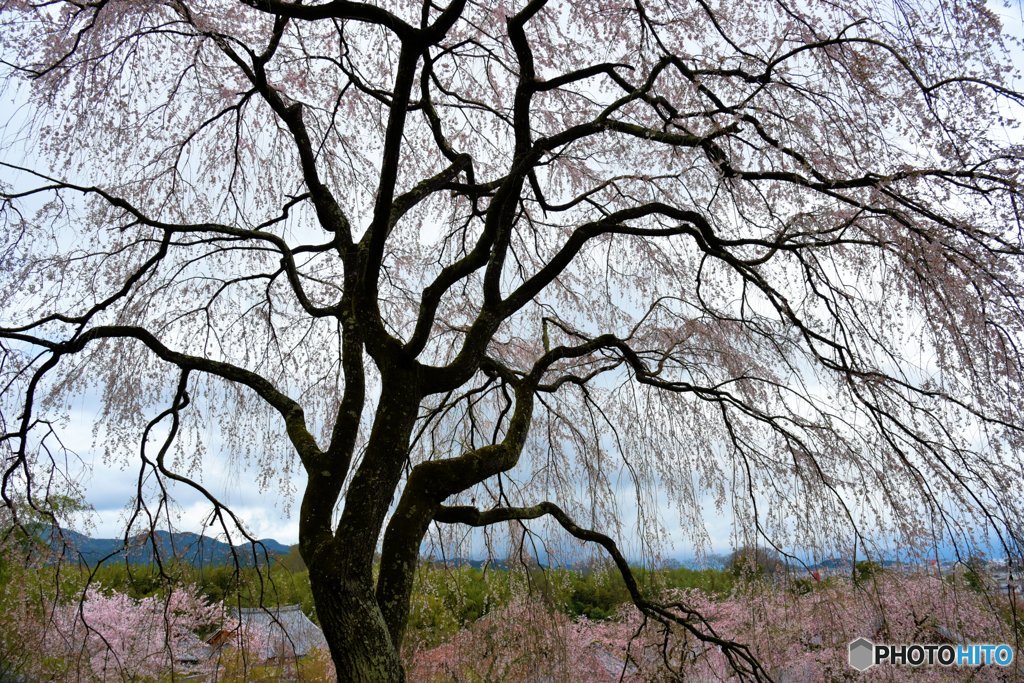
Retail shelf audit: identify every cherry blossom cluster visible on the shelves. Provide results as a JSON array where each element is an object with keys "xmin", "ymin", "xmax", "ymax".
[{"xmin": 408, "ymin": 573, "xmax": 1018, "ymax": 682}]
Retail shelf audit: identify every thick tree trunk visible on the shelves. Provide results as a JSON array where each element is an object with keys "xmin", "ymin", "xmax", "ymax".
[
  {"xmin": 310, "ymin": 564, "xmax": 404, "ymax": 682},
  {"xmin": 303, "ymin": 369, "xmax": 423, "ymax": 682}
]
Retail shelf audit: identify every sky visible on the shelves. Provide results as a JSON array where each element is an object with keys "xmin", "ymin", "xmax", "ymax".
[
  {"xmin": 62, "ymin": 397, "xmax": 739, "ymax": 559},
  {"xmin": 55, "ymin": 401, "xmax": 306, "ymax": 545}
]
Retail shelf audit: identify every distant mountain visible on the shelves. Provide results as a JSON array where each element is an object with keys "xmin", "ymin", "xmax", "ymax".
[{"xmin": 44, "ymin": 528, "xmax": 290, "ymax": 568}]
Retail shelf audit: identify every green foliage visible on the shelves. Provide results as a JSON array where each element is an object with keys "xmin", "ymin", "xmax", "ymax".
[
  {"xmin": 84, "ymin": 558, "xmax": 318, "ymax": 621},
  {"xmin": 406, "ymin": 564, "xmax": 516, "ymax": 648},
  {"xmin": 0, "ymin": 547, "xmax": 36, "ymax": 680},
  {"xmin": 959, "ymin": 554, "xmax": 989, "ymax": 593},
  {"xmin": 0, "ymin": 534, "xmax": 77, "ymax": 680},
  {"xmin": 279, "ymin": 545, "xmax": 307, "ymax": 572},
  {"xmin": 404, "ymin": 561, "xmax": 737, "ymax": 628},
  {"xmin": 565, "ymin": 567, "xmax": 632, "ymax": 619},
  {"xmin": 853, "ymin": 560, "xmax": 883, "ymax": 586},
  {"xmin": 661, "ymin": 566, "xmax": 736, "ymax": 597},
  {"xmin": 213, "ymin": 646, "xmax": 335, "ymax": 682}
]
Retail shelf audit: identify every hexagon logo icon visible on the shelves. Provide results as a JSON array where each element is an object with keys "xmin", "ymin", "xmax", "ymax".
[{"xmin": 849, "ymin": 638, "xmax": 875, "ymax": 671}]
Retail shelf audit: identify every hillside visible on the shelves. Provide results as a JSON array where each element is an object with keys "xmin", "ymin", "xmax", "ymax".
[{"xmin": 44, "ymin": 528, "xmax": 290, "ymax": 567}]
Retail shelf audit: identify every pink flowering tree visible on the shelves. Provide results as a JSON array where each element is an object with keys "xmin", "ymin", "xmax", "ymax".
[
  {"xmin": 411, "ymin": 573, "xmax": 1018, "ymax": 682},
  {"xmin": 407, "ymin": 596, "xmax": 608, "ymax": 682},
  {"xmin": 3, "ymin": 0, "xmax": 1024, "ymax": 679},
  {"xmin": 44, "ymin": 584, "xmax": 221, "ymax": 681},
  {"xmin": 654, "ymin": 574, "xmax": 1017, "ymax": 682}
]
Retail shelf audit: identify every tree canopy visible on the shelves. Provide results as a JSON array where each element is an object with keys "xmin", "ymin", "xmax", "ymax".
[{"xmin": 2, "ymin": 0, "xmax": 1023, "ymax": 679}]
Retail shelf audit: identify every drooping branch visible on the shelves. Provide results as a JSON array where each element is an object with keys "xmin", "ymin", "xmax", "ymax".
[
  {"xmin": 0, "ymin": 164, "xmax": 342, "ymax": 320},
  {"xmin": 127, "ymin": 370, "xmax": 277, "ymax": 578},
  {"xmin": 434, "ymin": 501, "xmax": 774, "ymax": 682},
  {"xmin": 5, "ymin": 326, "xmax": 324, "ymax": 470},
  {"xmin": 198, "ymin": 22, "xmax": 357, "ymax": 254}
]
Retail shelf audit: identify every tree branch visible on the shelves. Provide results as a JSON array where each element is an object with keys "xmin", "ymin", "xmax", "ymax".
[{"xmin": 435, "ymin": 501, "xmax": 774, "ymax": 681}]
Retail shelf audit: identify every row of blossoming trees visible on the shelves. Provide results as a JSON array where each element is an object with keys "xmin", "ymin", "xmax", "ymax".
[
  {"xmin": 1, "ymin": 534, "xmax": 1019, "ymax": 681},
  {"xmin": 407, "ymin": 571, "xmax": 1021, "ymax": 682},
  {"xmin": 3, "ymin": 585, "xmax": 268, "ymax": 681},
  {"xmin": 0, "ymin": 560, "xmax": 333, "ymax": 681},
  {"xmin": 4, "ymin": 584, "xmax": 213, "ymax": 680}
]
